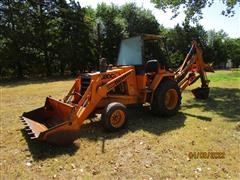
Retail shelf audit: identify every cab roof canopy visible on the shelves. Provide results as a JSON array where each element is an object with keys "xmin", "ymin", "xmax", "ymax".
[{"xmin": 142, "ymin": 34, "xmax": 162, "ymax": 41}]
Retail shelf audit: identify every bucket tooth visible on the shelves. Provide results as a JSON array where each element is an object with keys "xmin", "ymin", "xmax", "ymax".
[
  {"xmin": 20, "ymin": 97, "xmax": 76, "ymax": 145},
  {"xmin": 30, "ymin": 136, "xmax": 37, "ymax": 139},
  {"xmin": 25, "ymin": 127, "xmax": 31, "ymax": 131},
  {"xmin": 20, "ymin": 119, "xmax": 27, "ymax": 125}
]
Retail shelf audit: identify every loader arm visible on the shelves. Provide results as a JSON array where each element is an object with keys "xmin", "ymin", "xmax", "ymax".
[
  {"xmin": 72, "ymin": 69, "xmax": 134, "ymax": 127},
  {"xmin": 20, "ymin": 68, "xmax": 135, "ymax": 145}
]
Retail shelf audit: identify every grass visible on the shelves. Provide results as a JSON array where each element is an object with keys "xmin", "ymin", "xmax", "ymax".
[{"xmin": 0, "ymin": 70, "xmax": 239, "ymax": 179}]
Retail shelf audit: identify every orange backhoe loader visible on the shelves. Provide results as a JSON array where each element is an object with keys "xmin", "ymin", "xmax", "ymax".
[{"xmin": 20, "ymin": 34, "xmax": 214, "ymax": 145}]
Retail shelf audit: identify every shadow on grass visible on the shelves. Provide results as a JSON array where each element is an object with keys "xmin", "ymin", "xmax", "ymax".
[
  {"xmin": 182, "ymin": 87, "xmax": 240, "ymax": 121},
  {"xmin": 21, "ymin": 130, "xmax": 79, "ymax": 161},
  {"xmin": 183, "ymin": 112, "xmax": 212, "ymax": 121},
  {"xmin": 21, "ymin": 106, "xmax": 186, "ymax": 159},
  {"xmin": 76, "ymin": 106, "xmax": 186, "ymax": 142},
  {"xmin": 22, "ymin": 87, "xmax": 239, "ymax": 159}
]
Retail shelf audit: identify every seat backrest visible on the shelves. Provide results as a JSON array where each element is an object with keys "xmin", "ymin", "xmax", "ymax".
[{"xmin": 145, "ymin": 59, "xmax": 159, "ymax": 73}]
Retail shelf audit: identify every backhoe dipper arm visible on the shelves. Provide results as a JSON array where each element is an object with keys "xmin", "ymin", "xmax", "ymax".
[{"xmin": 175, "ymin": 40, "xmax": 214, "ymax": 92}]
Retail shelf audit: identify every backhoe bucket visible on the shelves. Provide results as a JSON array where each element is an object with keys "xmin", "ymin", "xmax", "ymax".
[
  {"xmin": 20, "ymin": 97, "xmax": 78, "ymax": 145},
  {"xmin": 191, "ymin": 87, "xmax": 210, "ymax": 99}
]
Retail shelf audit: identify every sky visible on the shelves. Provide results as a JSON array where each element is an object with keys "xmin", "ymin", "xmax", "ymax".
[{"xmin": 78, "ymin": 0, "xmax": 240, "ymax": 38}]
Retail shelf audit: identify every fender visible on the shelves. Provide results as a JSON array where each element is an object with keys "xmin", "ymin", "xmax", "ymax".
[
  {"xmin": 150, "ymin": 72, "xmax": 175, "ymax": 103},
  {"xmin": 150, "ymin": 72, "xmax": 175, "ymax": 92}
]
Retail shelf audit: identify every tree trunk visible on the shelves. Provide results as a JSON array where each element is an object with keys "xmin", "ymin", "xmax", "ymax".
[
  {"xmin": 16, "ymin": 58, "xmax": 23, "ymax": 78},
  {"xmin": 44, "ymin": 49, "xmax": 51, "ymax": 76},
  {"xmin": 60, "ymin": 59, "xmax": 65, "ymax": 76}
]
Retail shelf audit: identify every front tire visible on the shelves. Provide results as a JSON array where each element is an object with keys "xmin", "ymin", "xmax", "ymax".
[
  {"xmin": 102, "ymin": 102, "xmax": 127, "ymax": 131},
  {"xmin": 151, "ymin": 80, "xmax": 181, "ymax": 116}
]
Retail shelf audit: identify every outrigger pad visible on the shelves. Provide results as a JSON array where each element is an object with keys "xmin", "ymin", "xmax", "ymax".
[{"xmin": 191, "ymin": 87, "xmax": 210, "ymax": 99}]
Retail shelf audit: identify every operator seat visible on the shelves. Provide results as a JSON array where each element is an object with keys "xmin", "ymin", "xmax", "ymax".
[{"xmin": 145, "ymin": 59, "xmax": 160, "ymax": 74}]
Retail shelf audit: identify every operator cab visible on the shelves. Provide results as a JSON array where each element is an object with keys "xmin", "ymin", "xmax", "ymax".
[{"xmin": 117, "ymin": 34, "xmax": 167, "ymax": 74}]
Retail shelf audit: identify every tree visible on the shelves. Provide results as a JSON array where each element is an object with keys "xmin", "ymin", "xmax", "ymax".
[
  {"xmin": 163, "ymin": 23, "xmax": 208, "ymax": 68},
  {"xmin": 56, "ymin": 0, "xmax": 96, "ymax": 75},
  {"xmin": 1, "ymin": 1, "xmax": 237, "ymax": 79},
  {"xmin": 121, "ymin": 3, "xmax": 159, "ymax": 36},
  {"xmin": 25, "ymin": 0, "xmax": 60, "ymax": 76},
  {"xmin": 225, "ymin": 38, "xmax": 240, "ymax": 67},
  {"xmin": 96, "ymin": 3, "xmax": 124, "ymax": 64},
  {"xmin": 151, "ymin": 0, "xmax": 240, "ymax": 22},
  {"xmin": 96, "ymin": 3, "xmax": 160, "ymax": 64},
  {"xmin": 206, "ymin": 30, "xmax": 229, "ymax": 66},
  {"xmin": 0, "ymin": 0, "xmax": 34, "ymax": 78}
]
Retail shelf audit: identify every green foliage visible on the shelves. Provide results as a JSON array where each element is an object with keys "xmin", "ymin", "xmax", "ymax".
[
  {"xmin": 225, "ymin": 38, "xmax": 240, "ymax": 67},
  {"xmin": 162, "ymin": 23, "xmax": 208, "ymax": 68},
  {"xmin": 0, "ymin": 1, "xmax": 239, "ymax": 79},
  {"xmin": 151, "ymin": 0, "xmax": 240, "ymax": 22},
  {"xmin": 161, "ymin": 24, "xmax": 239, "ymax": 68},
  {"xmin": 205, "ymin": 30, "xmax": 231, "ymax": 66},
  {"xmin": 121, "ymin": 3, "xmax": 159, "ymax": 36},
  {"xmin": 0, "ymin": 0, "xmax": 34, "ymax": 78},
  {"xmin": 96, "ymin": 3, "xmax": 160, "ymax": 64},
  {"xmin": 0, "ymin": 1, "xmax": 160, "ymax": 77},
  {"xmin": 96, "ymin": 3, "xmax": 124, "ymax": 64}
]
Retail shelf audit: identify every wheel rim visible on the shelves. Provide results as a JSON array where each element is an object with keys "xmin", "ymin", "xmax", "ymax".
[
  {"xmin": 110, "ymin": 109, "xmax": 125, "ymax": 128},
  {"xmin": 164, "ymin": 89, "xmax": 178, "ymax": 110}
]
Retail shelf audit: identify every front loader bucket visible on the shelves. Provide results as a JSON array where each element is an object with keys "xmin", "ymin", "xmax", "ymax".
[
  {"xmin": 191, "ymin": 87, "xmax": 210, "ymax": 99},
  {"xmin": 20, "ymin": 97, "xmax": 78, "ymax": 145}
]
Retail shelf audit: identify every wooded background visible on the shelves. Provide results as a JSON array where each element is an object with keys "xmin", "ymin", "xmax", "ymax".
[{"xmin": 1, "ymin": 1, "xmax": 239, "ymax": 79}]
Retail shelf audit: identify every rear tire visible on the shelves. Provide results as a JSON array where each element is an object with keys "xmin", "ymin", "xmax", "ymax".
[
  {"xmin": 102, "ymin": 102, "xmax": 127, "ymax": 131},
  {"xmin": 151, "ymin": 80, "xmax": 181, "ymax": 116}
]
